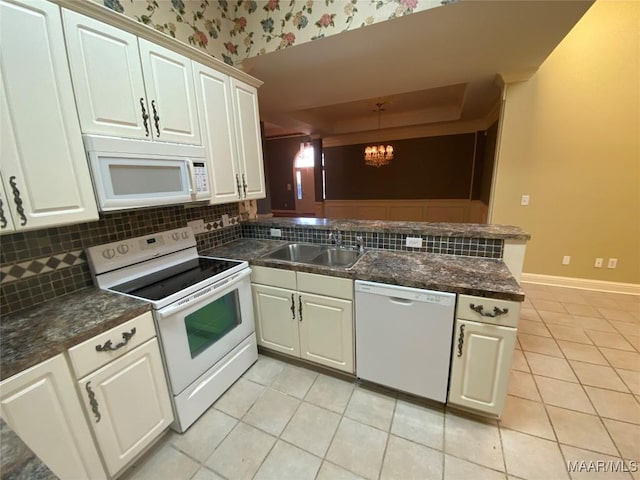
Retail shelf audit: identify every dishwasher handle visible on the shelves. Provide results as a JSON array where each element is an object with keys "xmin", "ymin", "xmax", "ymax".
[{"xmin": 389, "ymin": 296, "xmax": 414, "ymax": 306}]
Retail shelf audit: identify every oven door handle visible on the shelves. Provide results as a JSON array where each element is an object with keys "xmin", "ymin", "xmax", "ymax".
[{"xmin": 156, "ymin": 268, "xmax": 251, "ymax": 318}]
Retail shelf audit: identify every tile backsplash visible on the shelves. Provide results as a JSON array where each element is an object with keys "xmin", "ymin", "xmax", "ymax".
[{"xmin": 0, "ymin": 203, "xmax": 241, "ymax": 315}]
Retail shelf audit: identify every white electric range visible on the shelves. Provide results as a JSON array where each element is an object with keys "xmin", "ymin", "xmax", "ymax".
[{"xmin": 86, "ymin": 227, "xmax": 257, "ymax": 432}]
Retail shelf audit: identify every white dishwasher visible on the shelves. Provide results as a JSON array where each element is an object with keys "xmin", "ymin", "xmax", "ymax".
[{"xmin": 355, "ymin": 280, "xmax": 456, "ymax": 402}]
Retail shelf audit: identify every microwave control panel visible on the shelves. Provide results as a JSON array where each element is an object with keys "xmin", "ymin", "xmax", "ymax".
[{"xmin": 193, "ymin": 162, "xmax": 209, "ymax": 193}]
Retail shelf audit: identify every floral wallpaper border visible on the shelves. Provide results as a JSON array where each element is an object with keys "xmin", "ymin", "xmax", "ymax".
[{"xmin": 96, "ymin": 0, "xmax": 444, "ymax": 66}]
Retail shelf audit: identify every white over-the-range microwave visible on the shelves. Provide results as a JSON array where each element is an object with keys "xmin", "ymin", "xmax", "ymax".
[{"xmin": 83, "ymin": 135, "xmax": 211, "ymax": 211}]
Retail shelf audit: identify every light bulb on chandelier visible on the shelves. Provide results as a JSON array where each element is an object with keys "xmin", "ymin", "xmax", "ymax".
[{"xmin": 364, "ymin": 103, "xmax": 394, "ymax": 167}]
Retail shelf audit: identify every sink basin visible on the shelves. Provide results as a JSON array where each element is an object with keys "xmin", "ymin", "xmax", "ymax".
[
  {"xmin": 262, "ymin": 243, "xmax": 324, "ymax": 262},
  {"xmin": 262, "ymin": 243, "xmax": 362, "ymax": 268},
  {"xmin": 310, "ymin": 248, "xmax": 361, "ymax": 267}
]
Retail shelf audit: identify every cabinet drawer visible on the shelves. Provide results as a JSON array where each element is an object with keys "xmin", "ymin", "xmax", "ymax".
[
  {"xmin": 297, "ymin": 272, "xmax": 353, "ymax": 300},
  {"xmin": 251, "ymin": 265, "xmax": 296, "ymax": 289},
  {"xmin": 68, "ymin": 312, "xmax": 156, "ymax": 379},
  {"xmin": 456, "ymin": 295, "xmax": 520, "ymax": 327}
]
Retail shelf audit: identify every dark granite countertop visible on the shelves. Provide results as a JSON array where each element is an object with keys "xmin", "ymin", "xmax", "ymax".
[
  {"xmin": 0, "ymin": 288, "xmax": 151, "ymax": 381},
  {"xmin": 202, "ymin": 239, "xmax": 525, "ymax": 301},
  {"xmin": 245, "ymin": 218, "xmax": 531, "ymax": 241},
  {"xmin": 0, "ymin": 420, "xmax": 57, "ymax": 480}
]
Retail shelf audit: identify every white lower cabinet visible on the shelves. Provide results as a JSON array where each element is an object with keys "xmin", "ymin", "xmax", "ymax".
[
  {"xmin": 0, "ymin": 354, "xmax": 107, "ymax": 480},
  {"xmin": 448, "ymin": 294, "xmax": 521, "ymax": 417},
  {"xmin": 251, "ymin": 267, "xmax": 354, "ymax": 373},
  {"xmin": 70, "ymin": 312, "xmax": 173, "ymax": 478},
  {"xmin": 77, "ymin": 338, "xmax": 173, "ymax": 476},
  {"xmin": 0, "ymin": 312, "xmax": 173, "ymax": 479}
]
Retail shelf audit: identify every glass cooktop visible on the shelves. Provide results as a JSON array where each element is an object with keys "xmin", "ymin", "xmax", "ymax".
[{"xmin": 111, "ymin": 257, "xmax": 243, "ymax": 301}]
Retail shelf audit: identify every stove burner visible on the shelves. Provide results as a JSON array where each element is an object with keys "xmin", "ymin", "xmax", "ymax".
[{"xmin": 111, "ymin": 257, "xmax": 243, "ymax": 301}]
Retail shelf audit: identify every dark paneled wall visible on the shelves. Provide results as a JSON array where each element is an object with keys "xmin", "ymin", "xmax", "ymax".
[
  {"xmin": 323, "ymin": 134, "xmax": 476, "ymax": 200},
  {"xmin": 263, "ymin": 136, "xmax": 309, "ymax": 210}
]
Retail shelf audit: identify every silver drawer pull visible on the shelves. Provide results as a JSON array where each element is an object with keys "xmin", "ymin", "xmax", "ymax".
[
  {"xmin": 469, "ymin": 304, "xmax": 508, "ymax": 318},
  {"xmin": 95, "ymin": 328, "xmax": 136, "ymax": 352}
]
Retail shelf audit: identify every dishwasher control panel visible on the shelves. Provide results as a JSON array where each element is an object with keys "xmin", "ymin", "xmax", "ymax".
[{"xmin": 355, "ymin": 280, "xmax": 455, "ymax": 305}]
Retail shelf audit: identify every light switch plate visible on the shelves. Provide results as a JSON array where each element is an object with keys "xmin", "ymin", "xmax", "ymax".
[
  {"xmin": 406, "ymin": 237, "xmax": 423, "ymax": 248},
  {"xmin": 521, "ymin": 195, "xmax": 530, "ymax": 206},
  {"xmin": 221, "ymin": 214, "xmax": 230, "ymax": 227}
]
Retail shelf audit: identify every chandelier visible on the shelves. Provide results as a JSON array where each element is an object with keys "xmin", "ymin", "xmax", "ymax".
[{"xmin": 364, "ymin": 103, "xmax": 394, "ymax": 167}]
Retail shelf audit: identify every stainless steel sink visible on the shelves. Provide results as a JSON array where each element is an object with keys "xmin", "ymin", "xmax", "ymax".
[
  {"xmin": 309, "ymin": 248, "xmax": 361, "ymax": 267},
  {"xmin": 262, "ymin": 243, "xmax": 362, "ymax": 268},
  {"xmin": 262, "ymin": 243, "xmax": 324, "ymax": 262}
]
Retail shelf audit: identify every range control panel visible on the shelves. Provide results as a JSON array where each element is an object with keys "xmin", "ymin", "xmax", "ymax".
[{"xmin": 87, "ymin": 227, "xmax": 196, "ymax": 275}]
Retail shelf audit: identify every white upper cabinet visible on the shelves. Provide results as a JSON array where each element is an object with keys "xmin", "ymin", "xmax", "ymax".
[
  {"xmin": 63, "ymin": 10, "xmax": 201, "ymax": 145},
  {"xmin": 62, "ymin": 9, "xmax": 149, "ymax": 140},
  {"xmin": 0, "ymin": 0, "xmax": 99, "ymax": 232},
  {"xmin": 231, "ymin": 79, "xmax": 266, "ymax": 200},
  {"xmin": 139, "ymin": 39, "xmax": 201, "ymax": 145},
  {"xmin": 193, "ymin": 63, "xmax": 242, "ymax": 203},
  {"xmin": 193, "ymin": 65, "xmax": 266, "ymax": 203}
]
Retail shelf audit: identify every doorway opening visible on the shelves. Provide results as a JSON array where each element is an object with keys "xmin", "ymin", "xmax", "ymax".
[{"xmin": 292, "ymin": 142, "xmax": 316, "ymax": 216}]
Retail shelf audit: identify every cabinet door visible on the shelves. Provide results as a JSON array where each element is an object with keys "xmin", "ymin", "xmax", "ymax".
[
  {"xmin": 230, "ymin": 78, "xmax": 266, "ymax": 200},
  {"xmin": 79, "ymin": 338, "xmax": 173, "ymax": 477},
  {"xmin": 448, "ymin": 319, "xmax": 516, "ymax": 417},
  {"xmin": 192, "ymin": 63, "xmax": 241, "ymax": 203},
  {"xmin": 0, "ymin": 354, "xmax": 106, "ymax": 480},
  {"xmin": 252, "ymin": 284, "xmax": 300, "ymax": 357},
  {"xmin": 139, "ymin": 39, "xmax": 201, "ymax": 145},
  {"xmin": 0, "ymin": 0, "xmax": 99, "ymax": 231},
  {"xmin": 62, "ymin": 9, "xmax": 150, "ymax": 140},
  {"xmin": 299, "ymin": 292, "xmax": 354, "ymax": 373},
  {"xmin": 0, "ymin": 173, "xmax": 15, "ymax": 233}
]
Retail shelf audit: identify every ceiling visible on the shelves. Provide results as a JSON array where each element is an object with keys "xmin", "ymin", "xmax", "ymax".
[{"xmin": 240, "ymin": 0, "xmax": 593, "ymax": 140}]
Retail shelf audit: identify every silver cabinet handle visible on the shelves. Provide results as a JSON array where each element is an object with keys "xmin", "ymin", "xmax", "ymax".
[
  {"xmin": 456, "ymin": 324, "xmax": 465, "ymax": 357},
  {"xmin": 298, "ymin": 296, "xmax": 303, "ymax": 322},
  {"xmin": 140, "ymin": 98, "xmax": 149, "ymax": 136},
  {"xmin": 8, "ymin": 176, "xmax": 26, "ymax": 226},
  {"xmin": 86, "ymin": 382, "xmax": 101, "ymax": 423},
  {"xmin": 95, "ymin": 328, "xmax": 136, "ymax": 352},
  {"xmin": 470, "ymin": 304, "xmax": 508, "ymax": 317},
  {"xmin": 235, "ymin": 174, "xmax": 242, "ymax": 198},
  {"xmin": 242, "ymin": 173, "xmax": 248, "ymax": 198},
  {"xmin": 151, "ymin": 100, "xmax": 160, "ymax": 137},
  {"xmin": 290, "ymin": 293, "xmax": 295, "ymax": 319}
]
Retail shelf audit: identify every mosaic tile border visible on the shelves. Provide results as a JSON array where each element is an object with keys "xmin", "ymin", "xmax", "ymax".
[
  {"xmin": 241, "ymin": 224, "xmax": 504, "ymax": 259},
  {"xmin": 0, "ymin": 250, "xmax": 86, "ymax": 284}
]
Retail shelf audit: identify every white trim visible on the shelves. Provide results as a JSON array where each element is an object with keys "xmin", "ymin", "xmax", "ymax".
[{"xmin": 521, "ymin": 273, "xmax": 640, "ymax": 296}]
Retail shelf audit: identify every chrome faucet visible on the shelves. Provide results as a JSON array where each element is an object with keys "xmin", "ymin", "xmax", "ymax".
[
  {"xmin": 355, "ymin": 236, "xmax": 364, "ymax": 254},
  {"xmin": 328, "ymin": 228, "xmax": 343, "ymax": 248}
]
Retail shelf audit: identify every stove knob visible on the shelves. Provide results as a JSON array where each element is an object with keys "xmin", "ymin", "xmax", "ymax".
[
  {"xmin": 102, "ymin": 248, "xmax": 116, "ymax": 259},
  {"xmin": 171, "ymin": 232, "xmax": 180, "ymax": 241},
  {"xmin": 116, "ymin": 244, "xmax": 129, "ymax": 255},
  {"xmin": 181, "ymin": 231, "xmax": 189, "ymax": 239}
]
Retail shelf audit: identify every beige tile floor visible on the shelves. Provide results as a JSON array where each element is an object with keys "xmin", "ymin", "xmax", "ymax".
[{"xmin": 123, "ymin": 284, "xmax": 640, "ymax": 480}]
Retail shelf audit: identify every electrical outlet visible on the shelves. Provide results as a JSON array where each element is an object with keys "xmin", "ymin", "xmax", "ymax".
[
  {"xmin": 221, "ymin": 214, "xmax": 230, "ymax": 227},
  {"xmin": 607, "ymin": 258, "xmax": 618, "ymax": 269},
  {"xmin": 562, "ymin": 256, "xmax": 571, "ymax": 265},
  {"xmin": 270, "ymin": 228, "xmax": 282, "ymax": 237},
  {"xmin": 594, "ymin": 258, "xmax": 603, "ymax": 268},
  {"xmin": 406, "ymin": 237, "xmax": 423, "ymax": 248},
  {"xmin": 187, "ymin": 219, "xmax": 205, "ymax": 234},
  {"xmin": 520, "ymin": 195, "xmax": 530, "ymax": 206}
]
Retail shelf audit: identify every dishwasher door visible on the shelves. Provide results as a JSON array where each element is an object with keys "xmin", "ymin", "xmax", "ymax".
[{"xmin": 355, "ymin": 280, "xmax": 456, "ymax": 402}]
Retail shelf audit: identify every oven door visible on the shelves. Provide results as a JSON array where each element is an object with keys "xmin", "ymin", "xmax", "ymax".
[{"xmin": 154, "ymin": 268, "xmax": 254, "ymax": 395}]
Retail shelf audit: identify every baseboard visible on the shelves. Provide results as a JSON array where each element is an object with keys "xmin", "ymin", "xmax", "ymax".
[{"xmin": 521, "ymin": 273, "xmax": 640, "ymax": 296}]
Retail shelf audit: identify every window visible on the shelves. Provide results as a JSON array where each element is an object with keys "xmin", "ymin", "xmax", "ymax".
[{"xmin": 294, "ymin": 143, "xmax": 314, "ymax": 168}]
